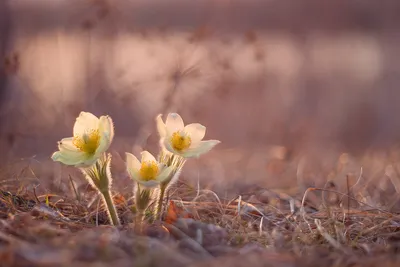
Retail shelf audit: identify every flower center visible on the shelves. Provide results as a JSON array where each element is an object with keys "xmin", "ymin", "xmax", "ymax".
[
  {"xmin": 139, "ymin": 161, "xmax": 159, "ymax": 181},
  {"xmin": 73, "ymin": 129, "xmax": 100, "ymax": 155},
  {"xmin": 170, "ymin": 131, "xmax": 191, "ymax": 151}
]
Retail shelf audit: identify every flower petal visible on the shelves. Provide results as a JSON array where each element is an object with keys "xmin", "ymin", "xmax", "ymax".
[
  {"xmin": 58, "ymin": 137, "xmax": 79, "ymax": 152},
  {"xmin": 171, "ymin": 168, "xmax": 183, "ymax": 183},
  {"xmin": 96, "ymin": 133, "xmax": 111, "ymax": 156},
  {"xmin": 78, "ymin": 157, "xmax": 100, "ymax": 168},
  {"xmin": 165, "ymin": 113, "xmax": 184, "ymax": 134},
  {"xmin": 157, "ymin": 162, "xmax": 166, "ymax": 172},
  {"xmin": 156, "ymin": 166, "xmax": 174, "ymax": 183},
  {"xmin": 156, "ymin": 114, "xmax": 167, "ymax": 138},
  {"xmin": 184, "ymin": 123, "xmax": 206, "ymax": 143},
  {"xmin": 96, "ymin": 116, "xmax": 114, "ymax": 155},
  {"xmin": 73, "ymin": 112, "xmax": 99, "ymax": 137},
  {"xmin": 141, "ymin": 151, "xmax": 157, "ymax": 163},
  {"xmin": 99, "ymin": 115, "xmax": 114, "ymax": 144},
  {"xmin": 163, "ymin": 137, "xmax": 181, "ymax": 155},
  {"xmin": 129, "ymin": 171, "xmax": 142, "ymax": 183},
  {"xmin": 159, "ymin": 138, "xmax": 168, "ymax": 151},
  {"xmin": 136, "ymin": 180, "xmax": 160, "ymax": 188},
  {"xmin": 181, "ymin": 140, "xmax": 221, "ymax": 158},
  {"xmin": 126, "ymin": 152, "xmax": 141, "ymax": 179},
  {"xmin": 51, "ymin": 150, "xmax": 88, "ymax": 166},
  {"xmin": 53, "ymin": 138, "xmax": 100, "ymax": 167}
]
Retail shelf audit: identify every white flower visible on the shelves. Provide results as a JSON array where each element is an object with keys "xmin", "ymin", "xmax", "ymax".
[
  {"xmin": 156, "ymin": 113, "xmax": 220, "ymax": 158},
  {"xmin": 51, "ymin": 111, "xmax": 114, "ymax": 167},
  {"xmin": 126, "ymin": 151, "xmax": 173, "ymax": 188}
]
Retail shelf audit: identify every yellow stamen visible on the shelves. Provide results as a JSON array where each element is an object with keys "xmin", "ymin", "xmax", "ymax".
[
  {"xmin": 73, "ymin": 129, "xmax": 100, "ymax": 155},
  {"xmin": 170, "ymin": 131, "xmax": 191, "ymax": 151},
  {"xmin": 139, "ymin": 161, "xmax": 159, "ymax": 181}
]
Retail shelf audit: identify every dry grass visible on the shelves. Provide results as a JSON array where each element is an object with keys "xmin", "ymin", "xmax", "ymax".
[
  {"xmin": 1, "ymin": 150, "xmax": 400, "ymax": 267},
  {"xmin": 2, "ymin": 1, "xmax": 400, "ymax": 266}
]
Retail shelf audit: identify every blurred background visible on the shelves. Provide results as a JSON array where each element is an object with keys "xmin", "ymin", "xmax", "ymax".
[{"xmin": 2, "ymin": 0, "xmax": 400, "ymax": 201}]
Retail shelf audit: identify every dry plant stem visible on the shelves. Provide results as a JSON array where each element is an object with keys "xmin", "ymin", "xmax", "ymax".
[
  {"xmin": 301, "ymin": 187, "xmax": 392, "ymax": 215},
  {"xmin": 101, "ymin": 189, "xmax": 121, "ymax": 226}
]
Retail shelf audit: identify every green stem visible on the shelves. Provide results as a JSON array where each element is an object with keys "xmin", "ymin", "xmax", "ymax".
[
  {"xmin": 155, "ymin": 185, "xmax": 167, "ymax": 221},
  {"xmin": 101, "ymin": 190, "xmax": 121, "ymax": 226}
]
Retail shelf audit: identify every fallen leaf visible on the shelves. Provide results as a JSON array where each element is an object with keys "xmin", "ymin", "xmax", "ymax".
[{"xmin": 164, "ymin": 200, "xmax": 194, "ymax": 224}]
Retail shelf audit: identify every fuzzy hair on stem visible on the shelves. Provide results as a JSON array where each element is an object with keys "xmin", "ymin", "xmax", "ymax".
[{"xmin": 80, "ymin": 153, "xmax": 120, "ymax": 226}]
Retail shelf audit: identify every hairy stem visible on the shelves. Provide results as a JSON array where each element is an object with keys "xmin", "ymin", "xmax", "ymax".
[
  {"xmin": 155, "ymin": 184, "xmax": 167, "ymax": 221},
  {"xmin": 135, "ymin": 209, "xmax": 145, "ymax": 234},
  {"xmin": 101, "ymin": 189, "xmax": 121, "ymax": 226}
]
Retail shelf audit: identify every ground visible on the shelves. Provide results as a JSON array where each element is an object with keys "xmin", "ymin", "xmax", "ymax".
[{"xmin": 1, "ymin": 146, "xmax": 400, "ymax": 267}]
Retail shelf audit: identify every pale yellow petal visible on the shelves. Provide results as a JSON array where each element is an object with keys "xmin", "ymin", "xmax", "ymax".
[
  {"xmin": 156, "ymin": 114, "xmax": 167, "ymax": 138},
  {"xmin": 156, "ymin": 166, "xmax": 174, "ymax": 183},
  {"xmin": 159, "ymin": 138, "xmax": 169, "ymax": 151},
  {"xmin": 73, "ymin": 112, "xmax": 99, "ymax": 137},
  {"xmin": 78, "ymin": 157, "xmax": 100, "ymax": 168},
  {"xmin": 157, "ymin": 162, "xmax": 167, "ymax": 172},
  {"xmin": 126, "ymin": 152, "xmax": 141, "ymax": 174},
  {"xmin": 182, "ymin": 140, "xmax": 220, "ymax": 158},
  {"xmin": 184, "ymin": 123, "xmax": 206, "ymax": 143},
  {"xmin": 137, "ymin": 180, "xmax": 160, "ymax": 188},
  {"xmin": 126, "ymin": 153, "xmax": 143, "ymax": 184},
  {"xmin": 96, "ymin": 134, "xmax": 111, "ymax": 156},
  {"xmin": 99, "ymin": 115, "xmax": 114, "ymax": 144},
  {"xmin": 163, "ymin": 137, "xmax": 180, "ymax": 155},
  {"xmin": 51, "ymin": 150, "xmax": 88, "ymax": 166},
  {"xmin": 168, "ymin": 168, "xmax": 183, "ymax": 185},
  {"xmin": 53, "ymin": 137, "xmax": 100, "ymax": 167},
  {"xmin": 165, "ymin": 113, "xmax": 184, "ymax": 134},
  {"xmin": 96, "ymin": 116, "xmax": 114, "ymax": 155},
  {"xmin": 129, "ymin": 171, "xmax": 142, "ymax": 183},
  {"xmin": 141, "ymin": 151, "xmax": 157, "ymax": 163},
  {"xmin": 58, "ymin": 137, "xmax": 79, "ymax": 152}
]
